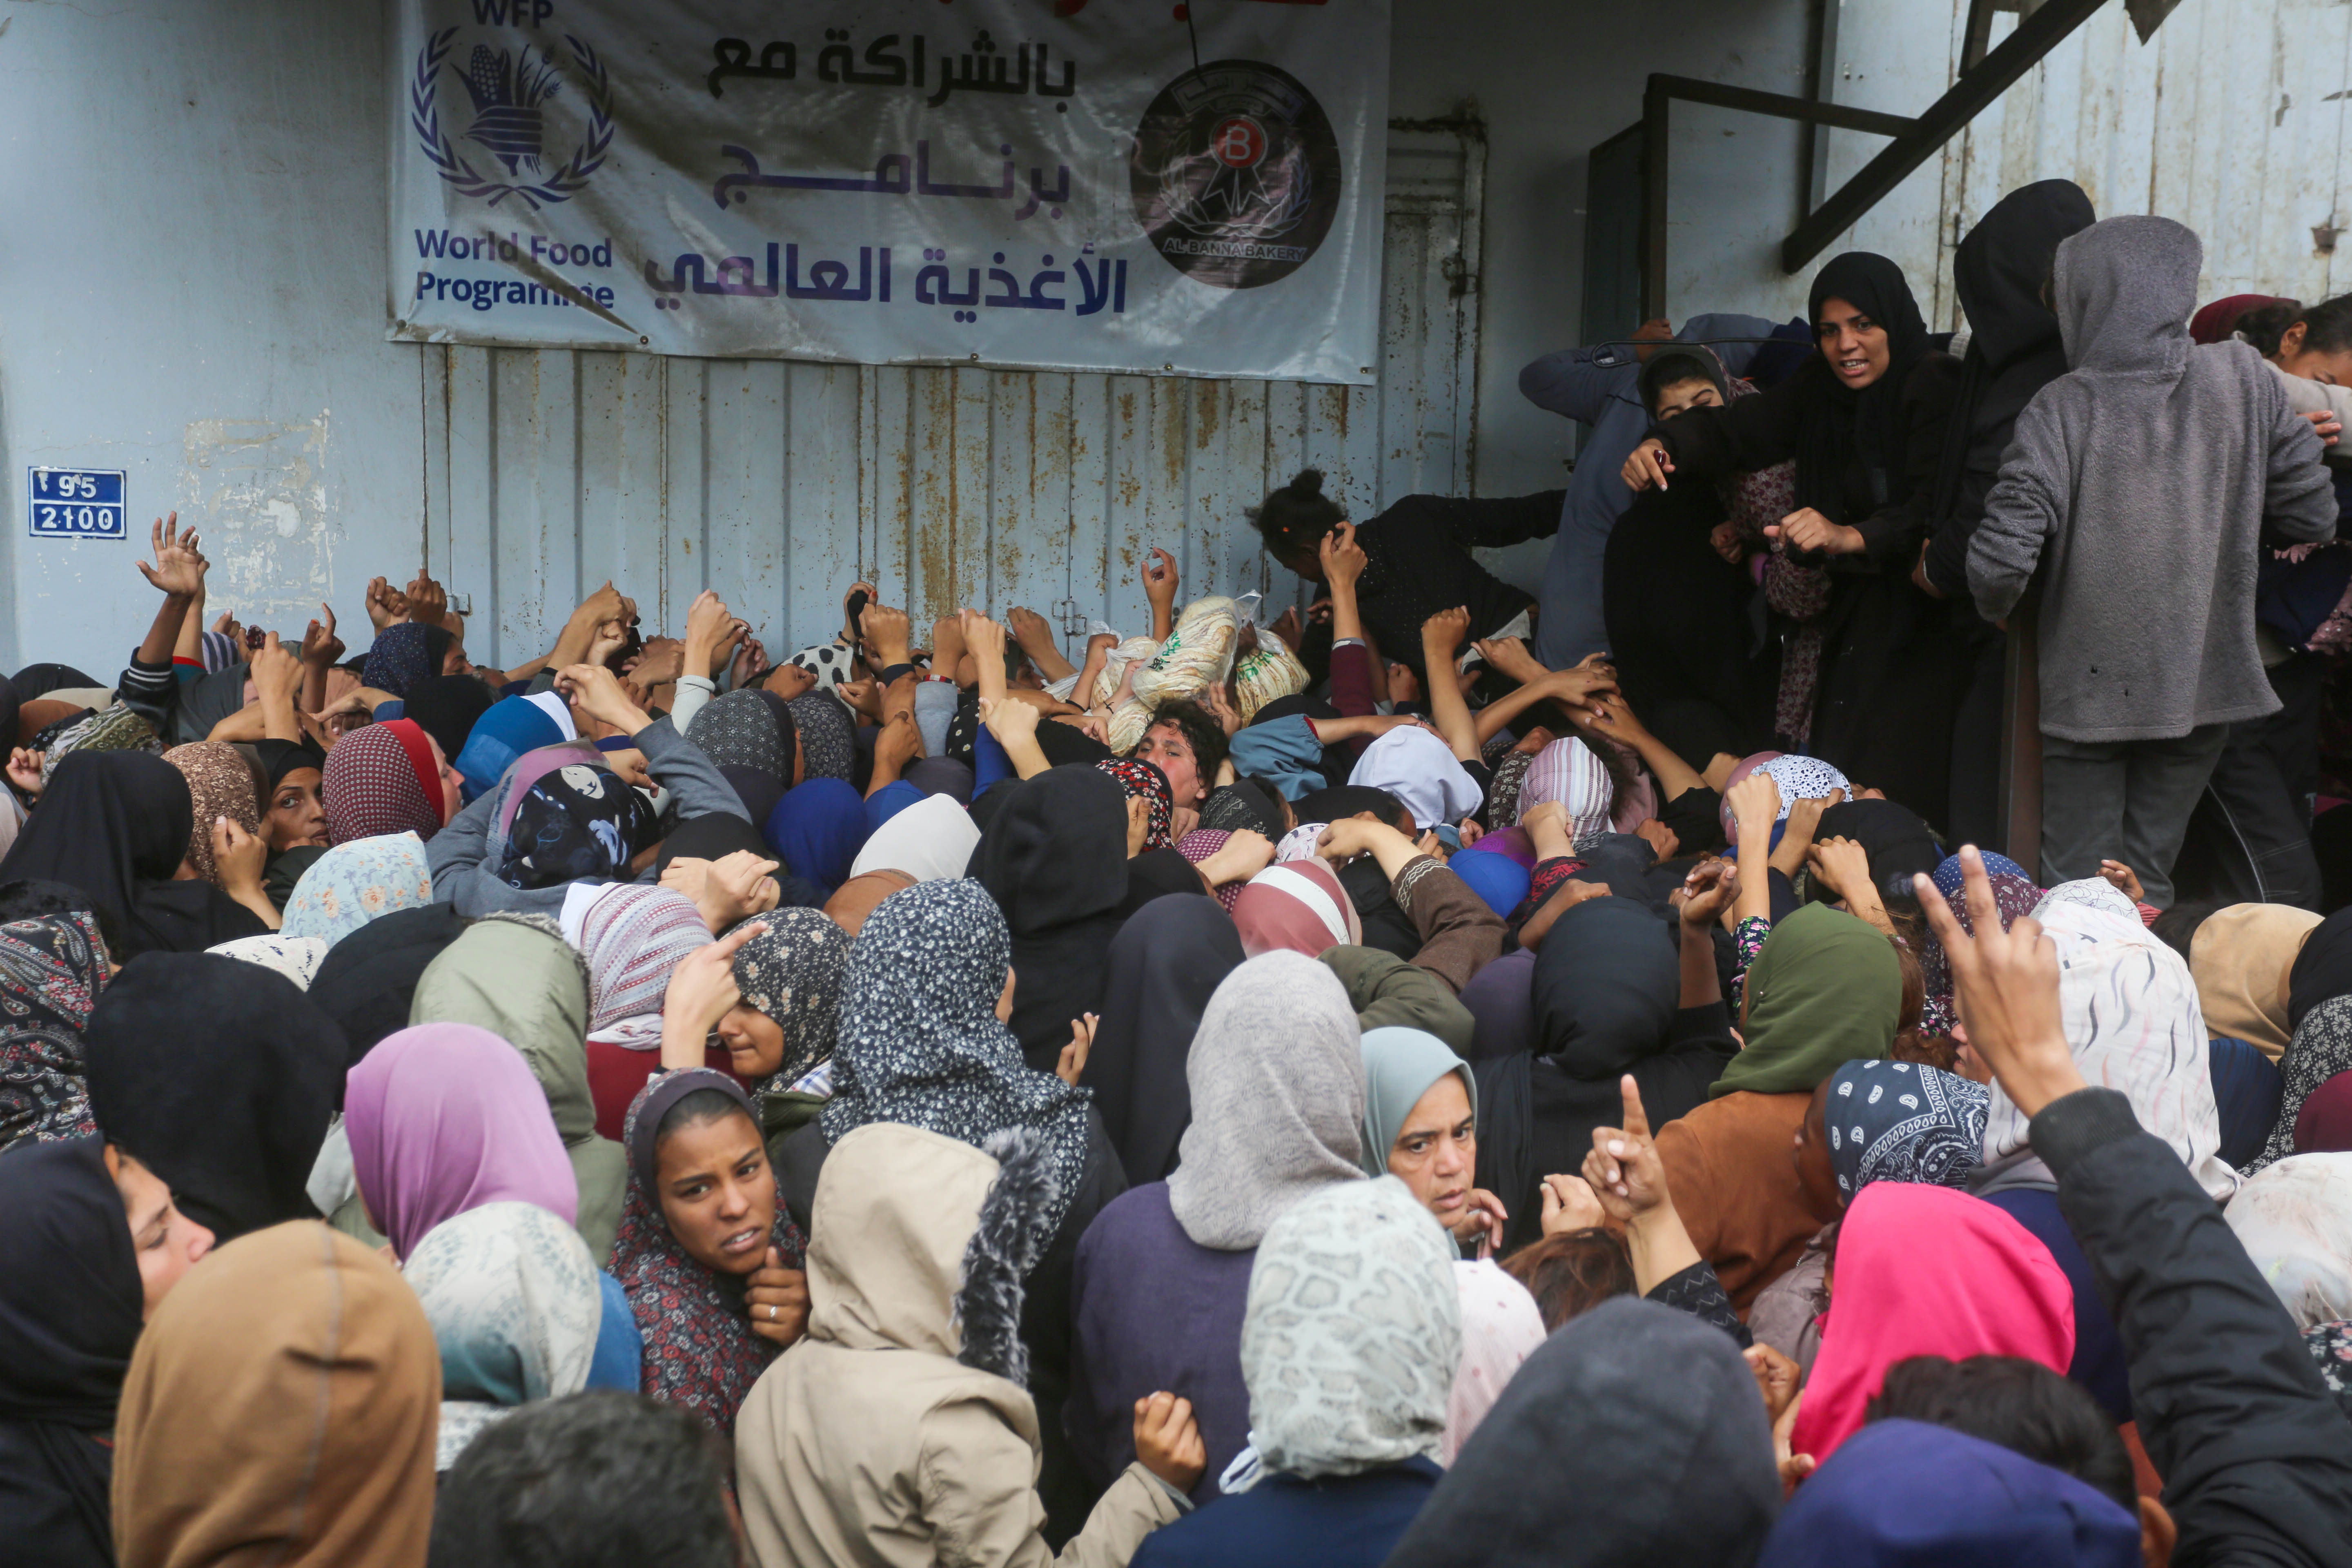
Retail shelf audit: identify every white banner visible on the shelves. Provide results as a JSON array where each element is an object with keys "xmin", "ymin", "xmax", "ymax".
[{"xmin": 388, "ymin": 0, "xmax": 1388, "ymax": 382}]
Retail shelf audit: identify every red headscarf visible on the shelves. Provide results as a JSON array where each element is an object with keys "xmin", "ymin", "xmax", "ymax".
[
  {"xmin": 1231, "ymin": 860, "xmax": 1361, "ymax": 958},
  {"xmin": 2189, "ymin": 293, "xmax": 2297, "ymax": 347},
  {"xmin": 1788, "ymin": 1182, "xmax": 2075, "ymax": 1463},
  {"xmin": 323, "ymin": 720, "xmax": 447, "ymax": 845}
]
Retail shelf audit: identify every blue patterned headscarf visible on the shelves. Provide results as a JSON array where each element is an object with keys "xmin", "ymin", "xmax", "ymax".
[
  {"xmin": 1824, "ymin": 1058, "xmax": 1989, "ymax": 1200},
  {"xmin": 361, "ymin": 621, "xmax": 454, "ymax": 699}
]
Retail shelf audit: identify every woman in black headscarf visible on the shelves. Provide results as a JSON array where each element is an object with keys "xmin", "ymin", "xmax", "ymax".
[
  {"xmin": 1084, "ymin": 895, "xmax": 1246, "ymax": 1183},
  {"xmin": 0, "ymin": 1136, "xmax": 146, "ymax": 1568},
  {"xmin": 0, "ymin": 751, "xmax": 267, "ymax": 958},
  {"xmin": 1918, "ymin": 180, "xmax": 2098, "ymax": 843},
  {"xmin": 1627, "ymin": 253, "xmax": 1962, "ymax": 826},
  {"xmin": 978, "ymin": 764, "xmax": 1192, "ymax": 1072},
  {"xmin": 399, "ymin": 672, "xmax": 496, "ymax": 763},
  {"xmin": 1603, "ymin": 346, "xmax": 1775, "ymax": 773},
  {"xmin": 79, "ymin": 953, "xmax": 344, "ymax": 1241},
  {"xmin": 1474, "ymin": 897, "xmax": 1732, "ymax": 1252}
]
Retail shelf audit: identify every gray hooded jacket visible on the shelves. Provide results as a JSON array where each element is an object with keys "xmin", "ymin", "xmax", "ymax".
[{"xmin": 1968, "ymin": 216, "xmax": 2335, "ymax": 743}]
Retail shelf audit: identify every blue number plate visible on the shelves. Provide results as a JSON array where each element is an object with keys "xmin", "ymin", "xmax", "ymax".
[{"xmin": 28, "ymin": 468, "xmax": 127, "ymax": 539}]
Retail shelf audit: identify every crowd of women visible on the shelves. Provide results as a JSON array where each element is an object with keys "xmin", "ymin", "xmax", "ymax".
[{"xmin": 4, "ymin": 176, "xmax": 2352, "ymax": 1568}]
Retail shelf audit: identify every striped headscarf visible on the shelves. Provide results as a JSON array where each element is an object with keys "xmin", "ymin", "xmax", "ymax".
[
  {"xmin": 1516, "ymin": 736, "xmax": 1614, "ymax": 848},
  {"xmin": 578, "ymin": 885, "xmax": 710, "ymax": 1047}
]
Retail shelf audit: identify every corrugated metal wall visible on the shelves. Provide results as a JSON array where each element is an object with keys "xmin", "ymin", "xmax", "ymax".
[
  {"xmin": 1935, "ymin": 0, "xmax": 2352, "ymax": 322},
  {"xmin": 420, "ymin": 126, "xmax": 1486, "ymax": 668}
]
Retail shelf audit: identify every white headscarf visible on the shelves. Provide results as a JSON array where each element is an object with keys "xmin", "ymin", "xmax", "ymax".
[
  {"xmin": 1229, "ymin": 1175, "xmax": 1460, "ymax": 1488},
  {"xmin": 2225, "ymin": 1152, "xmax": 2352, "ymax": 1330},
  {"xmin": 847, "ymin": 793, "xmax": 980, "ymax": 884},
  {"xmin": 1443, "ymin": 1259, "xmax": 1547, "ymax": 1465},
  {"xmin": 1976, "ymin": 900, "xmax": 2235, "ymax": 1200},
  {"xmin": 1349, "ymin": 727, "xmax": 1482, "ymax": 832},
  {"xmin": 207, "ymin": 934, "xmax": 329, "ymax": 991},
  {"xmin": 403, "ymin": 1200, "xmax": 602, "ymax": 1471}
]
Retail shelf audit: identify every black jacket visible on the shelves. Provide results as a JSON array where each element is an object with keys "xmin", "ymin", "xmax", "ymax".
[
  {"xmin": 1351, "ymin": 492, "xmax": 1561, "ymax": 678},
  {"xmin": 2034, "ymin": 1087, "xmax": 2352, "ymax": 1567}
]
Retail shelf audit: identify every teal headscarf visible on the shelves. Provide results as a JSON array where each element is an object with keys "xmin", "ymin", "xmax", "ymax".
[{"xmin": 1357, "ymin": 1026, "xmax": 1478, "ymax": 1178}]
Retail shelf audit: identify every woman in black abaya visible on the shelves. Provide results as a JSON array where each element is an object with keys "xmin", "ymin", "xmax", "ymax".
[
  {"xmin": 0, "ymin": 751, "xmax": 265, "ymax": 959},
  {"xmin": 1082, "ymin": 895, "xmax": 1246, "ymax": 1184},
  {"xmin": 1627, "ymin": 253, "xmax": 1961, "ymax": 828}
]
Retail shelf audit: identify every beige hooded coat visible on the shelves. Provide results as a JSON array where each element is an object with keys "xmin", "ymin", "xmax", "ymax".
[{"xmin": 734, "ymin": 1123, "xmax": 1185, "ymax": 1568}]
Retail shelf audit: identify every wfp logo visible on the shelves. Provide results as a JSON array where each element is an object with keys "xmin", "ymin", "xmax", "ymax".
[{"xmin": 411, "ymin": 24, "xmax": 613, "ymax": 210}]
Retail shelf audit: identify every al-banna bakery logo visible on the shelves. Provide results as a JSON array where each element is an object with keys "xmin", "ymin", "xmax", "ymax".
[
  {"xmin": 1130, "ymin": 59, "xmax": 1340, "ymax": 290},
  {"xmin": 412, "ymin": 28, "xmax": 614, "ymax": 210}
]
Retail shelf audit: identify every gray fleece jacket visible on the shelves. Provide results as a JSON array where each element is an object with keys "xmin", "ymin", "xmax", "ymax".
[
  {"xmin": 1968, "ymin": 215, "xmax": 2336, "ymax": 743},
  {"xmin": 425, "ymin": 712, "xmax": 746, "ymax": 917}
]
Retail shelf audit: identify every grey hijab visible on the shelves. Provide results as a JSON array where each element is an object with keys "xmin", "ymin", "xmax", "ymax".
[
  {"xmin": 1236, "ymin": 1175, "xmax": 1459, "ymax": 1486},
  {"xmin": 1166, "ymin": 950, "xmax": 1365, "ymax": 1250}
]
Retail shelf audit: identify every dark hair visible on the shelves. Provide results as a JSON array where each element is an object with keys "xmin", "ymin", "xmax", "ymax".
[
  {"xmin": 1501, "ymin": 1228, "xmax": 1636, "ymax": 1332},
  {"xmin": 1866, "ymin": 1354, "xmax": 2137, "ymax": 1514},
  {"xmin": 2300, "ymin": 294, "xmax": 2352, "ymax": 356},
  {"xmin": 1247, "ymin": 469, "xmax": 1345, "ymax": 557},
  {"xmin": 1142, "ymin": 698, "xmax": 1229, "ymax": 787},
  {"xmin": 2151, "ymin": 900, "xmax": 2221, "ymax": 964},
  {"xmin": 0, "ymin": 878, "xmax": 121, "ymax": 963},
  {"xmin": 428, "ymin": 1391, "xmax": 738, "ymax": 1568},
  {"xmin": 654, "ymin": 1087, "xmax": 754, "ymax": 1149},
  {"xmin": 2234, "ymin": 301, "xmax": 2306, "ymax": 358},
  {"xmin": 1636, "ymin": 347, "xmax": 1727, "ymax": 418}
]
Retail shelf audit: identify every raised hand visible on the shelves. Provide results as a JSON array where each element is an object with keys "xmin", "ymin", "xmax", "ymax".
[
  {"xmin": 300, "ymin": 603, "xmax": 344, "ymax": 668},
  {"xmin": 1141, "ymin": 546, "xmax": 1179, "ymax": 607},
  {"xmin": 747, "ymin": 1247, "xmax": 809, "ymax": 1347},
  {"xmin": 1725, "ymin": 772, "xmax": 1782, "ymax": 838},
  {"xmin": 1317, "ymin": 522, "xmax": 1365, "ymax": 589},
  {"xmin": 1132, "ymin": 1392, "xmax": 1206, "ymax": 1494},
  {"xmin": 1621, "ymin": 437, "xmax": 1674, "ymax": 492},
  {"xmin": 553, "ymin": 663, "xmax": 650, "ymax": 735},
  {"xmin": 1913, "ymin": 847, "xmax": 2083, "ymax": 1117},
  {"xmin": 365, "ymin": 576, "xmax": 408, "ymax": 631},
  {"xmin": 1422, "ymin": 604, "xmax": 1472, "ymax": 659},
  {"xmin": 138, "ymin": 514, "xmax": 207, "ymax": 598},
  {"xmin": 1678, "ymin": 856, "xmax": 1738, "ymax": 928},
  {"xmin": 6, "ymin": 748, "xmax": 45, "ymax": 801},
  {"xmin": 1581, "ymin": 1075, "xmax": 1669, "ymax": 1223},
  {"xmin": 212, "ymin": 817, "xmax": 269, "ymax": 894},
  {"xmin": 1057, "ymin": 1012, "xmax": 1097, "ymax": 1087},
  {"xmin": 1765, "ymin": 507, "xmax": 1864, "ymax": 557},
  {"xmin": 403, "ymin": 573, "xmax": 450, "ymax": 629},
  {"xmin": 1539, "ymin": 1172, "xmax": 1606, "ymax": 1236}
]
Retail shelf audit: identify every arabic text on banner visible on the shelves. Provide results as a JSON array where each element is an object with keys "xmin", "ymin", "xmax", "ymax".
[{"xmin": 389, "ymin": 0, "xmax": 1390, "ymax": 383}]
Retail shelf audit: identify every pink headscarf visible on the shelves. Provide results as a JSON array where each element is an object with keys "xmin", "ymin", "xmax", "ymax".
[
  {"xmin": 1515, "ymin": 736, "xmax": 1613, "ymax": 841},
  {"xmin": 1232, "ymin": 860, "xmax": 1361, "ymax": 958},
  {"xmin": 1442, "ymin": 1259, "xmax": 1547, "ymax": 1464},
  {"xmin": 344, "ymin": 1022, "xmax": 579, "ymax": 1261},
  {"xmin": 1788, "ymin": 1183, "xmax": 2074, "ymax": 1463}
]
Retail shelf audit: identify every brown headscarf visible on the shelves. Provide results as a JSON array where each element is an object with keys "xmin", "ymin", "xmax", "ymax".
[
  {"xmin": 111, "ymin": 1221, "xmax": 440, "ymax": 1568},
  {"xmin": 2192, "ymin": 903, "xmax": 2326, "ymax": 1060},
  {"xmin": 163, "ymin": 743, "xmax": 262, "ymax": 887},
  {"xmin": 822, "ymin": 868, "xmax": 916, "ymax": 938}
]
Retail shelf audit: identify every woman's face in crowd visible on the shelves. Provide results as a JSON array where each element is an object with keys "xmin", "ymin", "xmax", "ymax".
[
  {"xmin": 441, "ymin": 640, "xmax": 471, "ymax": 678},
  {"xmin": 265, "ymin": 768, "xmax": 329, "ymax": 851},
  {"xmin": 1791, "ymin": 1082, "xmax": 1844, "ymax": 1220},
  {"xmin": 655, "ymin": 1109, "xmax": 775, "ymax": 1278},
  {"xmin": 105, "ymin": 1144, "xmax": 214, "ymax": 1320},
  {"xmin": 1651, "ymin": 377, "xmax": 1724, "ymax": 421},
  {"xmin": 715, "ymin": 1003, "xmax": 786, "ymax": 1080},
  {"xmin": 425, "ymin": 733, "xmax": 463, "ymax": 825},
  {"xmin": 1815, "ymin": 296, "xmax": 1891, "ymax": 390},
  {"xmin": 1389, "ymin": 1073, "xmax": 1478, "ymax": 1231},
  {"xmin": 2274, "ymin": 323, "xmax": 2352, "ymax": 386},
  {"xmin": 1131, "ymin": 722, "xmax": 1201, "ymax": 806}
]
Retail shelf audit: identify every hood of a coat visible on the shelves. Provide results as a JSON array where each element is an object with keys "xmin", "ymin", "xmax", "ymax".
[
  {"xmin": 2054, "ymin": 215, "xmax": 2199, "ymax": 377},
  {"xmin": 1953, "ymin": 179, "xmax": 2094, "ymax": 372},
  {"xmin": 806, "ymin": 1123, "xmax": 998, "ymax": 1356}
]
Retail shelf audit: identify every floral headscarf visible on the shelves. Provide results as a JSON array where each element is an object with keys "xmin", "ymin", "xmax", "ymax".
[
  {"xmin": 1919, "ymin": 855, "xmax": 2044, "ymax": 1004},
  {"xmin": 1097, "ymin": 757, "xmax": 1174, "ymax": 850},
  {"xmin": 786, "ymin": 693, "xmax": 855, "ymax": 784},
  {"xmin": 1824, "ymin": 1058, "xmax": 1989, "ymax": 1200},
  {"xmin": 728, "ymin": 908, "xmax": 853, "ymax": 1090},
  {"xmin": 822, "ymin": 880, "xmax": 1092, "ymax": 1240},
  {"xmin": 0, "ymin": 913, "xmax": 106, "ymax": 1145},
  {"xmin": 163, "ymin": 742, "xmax": 261, "ymax": 886},
  {"xmin": 281, "ymin": 832, "xmax": 437, "ymax": 949},
  {"xmin": 685, "ymin": 691, "xmax": 793, "ymax": 780},
  {"xmin": 611, "ymin": 1068, "xmax": 803, "ymax": 1434}
]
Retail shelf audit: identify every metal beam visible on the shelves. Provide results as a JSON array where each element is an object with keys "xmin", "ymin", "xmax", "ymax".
[
  {"xmin": 1782, "ymin": 0, "xmax": 2110, "ymax": 272},
  {"xmin": 1646, "ymin": 74, "xmax": 1919, "ymax": 137},
  {"xmin": 1961, "ymin": 0, "xmax": 2000, "ymax": 71}
]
